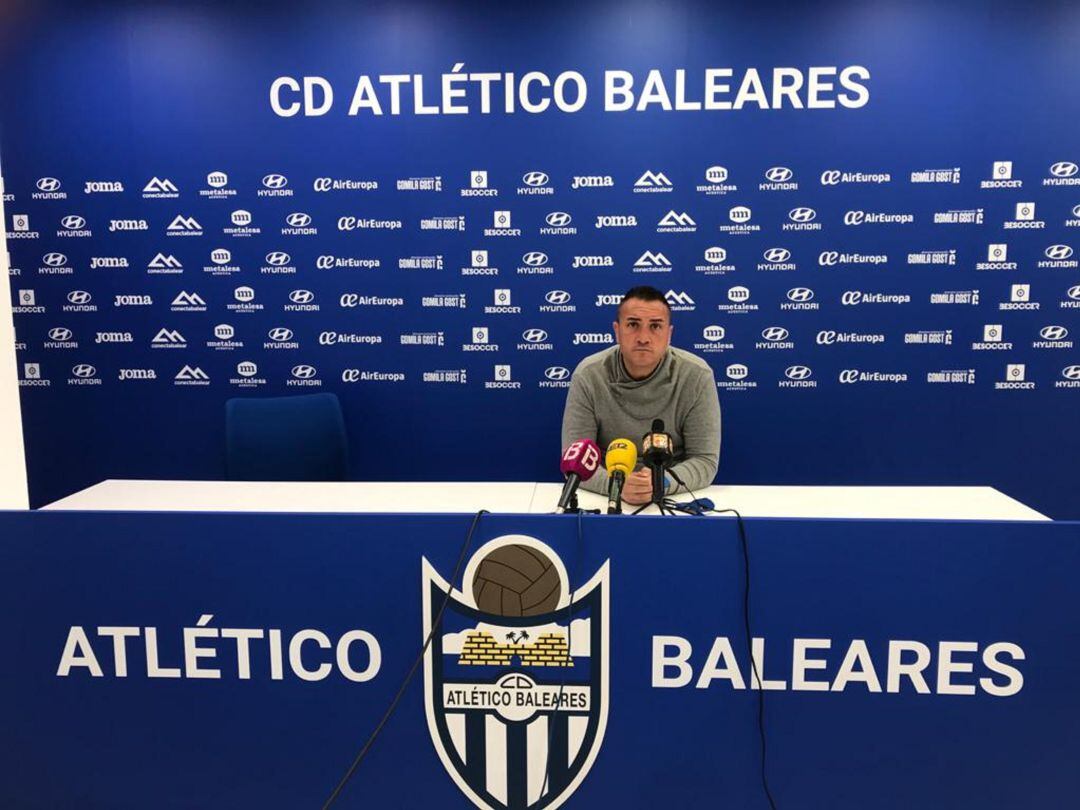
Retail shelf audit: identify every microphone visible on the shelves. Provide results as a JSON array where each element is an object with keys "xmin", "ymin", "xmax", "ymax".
[
  {"xmin": 556, "ymin": 439, "xmax": 601, "ymax": 514},
  {"xmin": 604, "ymin": 438, "xmax": 638, "ymax": 515},
  {"xmin": 641, "ymin": 418, "xmax": 674, "ymax": 504}
]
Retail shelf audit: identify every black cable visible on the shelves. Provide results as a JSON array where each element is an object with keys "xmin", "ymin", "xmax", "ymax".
[
  {"xmin": 665, "ymin": 470, "xmax": 779, "ymax": 810},
  {"xmin": 541, "ymin": 508, "xmax": 585, "ymax": 797},
  {"xmin": 321, "ymin": 509, "xmax": 489, "ymax": 810}
]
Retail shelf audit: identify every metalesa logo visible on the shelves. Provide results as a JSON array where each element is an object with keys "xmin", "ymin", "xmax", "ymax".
[{"xmin": 423, "ymin": 535, "xmax": 609, "ymax": 810}]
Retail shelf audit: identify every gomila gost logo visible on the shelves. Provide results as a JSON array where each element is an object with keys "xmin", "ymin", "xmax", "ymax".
[{"xmin": 423, "ymin": 535, "xmax": 609, "ymax": 809}]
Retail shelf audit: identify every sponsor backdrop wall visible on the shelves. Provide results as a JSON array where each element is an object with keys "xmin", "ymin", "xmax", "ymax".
[
  {"xmin": 0, "ymin": 179, "xmax": 30, "ymax": 509},
  {"xmin": 1, "ymin": 1, "xmax": 1078, "ymax": 514}
]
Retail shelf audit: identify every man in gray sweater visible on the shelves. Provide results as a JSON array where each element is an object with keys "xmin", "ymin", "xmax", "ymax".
[{"xmin": 560, "ymin": 286, "xmax": 721, "ymax": 505}]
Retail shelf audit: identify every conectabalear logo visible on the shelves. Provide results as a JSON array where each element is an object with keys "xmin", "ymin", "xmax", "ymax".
[{"xmin": 423, "ymin": 535, "xmax": 609, "ymax": 809}]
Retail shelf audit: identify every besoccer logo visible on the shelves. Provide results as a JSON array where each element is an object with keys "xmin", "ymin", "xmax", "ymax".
[{"xmin": 423, "ymin": 535, "xmax": 609, "ymax": 810}]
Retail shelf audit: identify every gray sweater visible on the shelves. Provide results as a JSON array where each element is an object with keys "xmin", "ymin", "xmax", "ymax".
[{"xmin": 560, "ymin": 346, "xmax": 721, "ymax": 496}]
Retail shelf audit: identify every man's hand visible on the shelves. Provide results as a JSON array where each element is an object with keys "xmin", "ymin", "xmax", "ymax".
[{"xmin": 622, "ymin": 468, "xmax": 654, "ymax": 505}]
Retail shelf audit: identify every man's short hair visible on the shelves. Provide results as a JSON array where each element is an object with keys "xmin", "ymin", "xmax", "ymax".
[{"xmin": 617, "ymin": 286, "xmax": 671, "ymax": 320}]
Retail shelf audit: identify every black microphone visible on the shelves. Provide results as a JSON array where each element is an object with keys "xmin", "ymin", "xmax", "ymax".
[{"xmin": 642, "ymin": 418, "xmax": 674, "ymax": 504}]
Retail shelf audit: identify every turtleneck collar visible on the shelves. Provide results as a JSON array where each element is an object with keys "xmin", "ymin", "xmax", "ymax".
[{"xmin": 614, "ymin": 347, "xmax": 672, "ymax": 386}]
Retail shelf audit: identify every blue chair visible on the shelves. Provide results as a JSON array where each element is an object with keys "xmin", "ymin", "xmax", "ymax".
[{"xmin": 225, "ymin": 393, "xmax": 348, "ymax": 481}]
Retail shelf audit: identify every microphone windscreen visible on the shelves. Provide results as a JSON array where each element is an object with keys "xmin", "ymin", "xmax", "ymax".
[
  {"xmin": 651, "ymin": 418, "xmax": 665, "ymax": 433},
  {"xmin": 560, "ymin": 439, "xmax": 601, "ymax": 481},
  {"xmin": 605, "ymin": 439, "xmax": 638, "ymax": 476}
]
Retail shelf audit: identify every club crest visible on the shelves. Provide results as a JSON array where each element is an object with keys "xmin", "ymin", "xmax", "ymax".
[{"xmin": 422, "ymin": 535, "xmax": 610, "ymax": 809}]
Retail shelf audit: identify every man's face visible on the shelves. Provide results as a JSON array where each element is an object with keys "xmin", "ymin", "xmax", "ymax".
[{"xmin": 613, "ymin": 297, "xmax": 672, "ymax": 379}]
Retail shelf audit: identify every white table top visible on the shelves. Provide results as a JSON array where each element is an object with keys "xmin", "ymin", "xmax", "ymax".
[{"xmin": 42, "ymin": 480, "xmax": 1050, "ymax": 521}]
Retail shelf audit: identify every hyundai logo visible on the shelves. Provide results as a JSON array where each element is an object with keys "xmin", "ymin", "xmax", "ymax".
[
  {"xmin": 72, "ymin": 364, "xmax": 96, "ymax": 378},
  {"xmin": 266, "ymin": 252, "xmax": 291, "ymax": 266},
  {"xmin": 1068, "ymin": 285, "xmax": 1080, "ymax": 300},
  {"xmin": 761, "ymin": 327, "xmax": 789, "ymax": 342},
  {"xmin": 763, "ymin": 248, "xmax": 791, "ymax": 263},
  {"xmin": 788, "ymin": 207, "xmax": 816, "ymax": 222},
  {"xmin": 545, "ymin": 290, "xmax": 571, "ymax": 305},
  {"xmin": 522, "ymin": 329, "xmax": 548, "ymax": 343},
  {"xmin": 292, "ymin": 365, "xmax": 317, "ymax": 379},
  {"xmin": 1073, "ymin": 204, "xmax": 1080, "ymax": 219},
  {"xmin": 522, "ymin": 252, "xmax": 549, "ymax": 266},
  {"xmin": 1045, "ymin": 244, "xmax": 1074, "ymax": 260},
  {"xmin": 1040, "ymin": 325, "xmax": 1069, "ymax": 341},
  {"xmin": 1050, "ymin": 161, "xmax": 1079, "ymax": 178},
  {"xmin": 43, "ymin": 252, "xmax": 68, "ymax": 266},
  {"xmin": 37, "ymin": 177, "xmax": 61, "ymax": 192},
  {"xmin": 263, "ymin": 174, "xmax": 288, "ymax": 188},
  {"xmin": 1063, "ymin": 365, "xmax": 1080, "ymax": 381},
  {"xmin": 765, "ymin": 167, "xmax": 793, "ymax": 182},
  {"xmin": 61, "ymin": 215, "xmax": 86, "ymax": 229},
  {"xmin": 546, "ymin": 212, "xmax": 572, "ymax": 227},
  {"xmin": 289, "ymin": 289, "xmax": 314, "ymax": 304},
  {"xmin": 286, "ymin": 212, "xmax": 312, "ymax": 227},
  {"xmin": 785, "ymin": 365, "xmax": 812, "ymax": 381},
  {"xmin": 545, "ymin": 366, "xmax": 570, "ymax": 381},
  {"xmin": 67, "ymin": 291, "xmax": 92, "ymax": 304},
  {"xmin": 269, "ymin": 328, "xmax": 294, "ymax": 342},
  {"xmin": 48, "ymin": 328, "xmax": 72, "ymax": 341},
  {"xmin": 523, "ymin": 171, "xmax": 550, "ymax": 187},
  {"xmin": 787, "ymin": 287, "xmax": 814, "ymax": 302}
]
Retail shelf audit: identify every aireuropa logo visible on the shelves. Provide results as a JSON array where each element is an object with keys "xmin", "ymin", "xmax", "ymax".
[
  {"xmin": 265, "ymin": 252, "xmax": 291, "ymax": 266},
  {"xmin": 820, "ymin": 170, "xmax": 842, "ymax": 186},
  {"xmin": 634, "ymin": 170, "xmax": 673, "ymax": 192},
  {"xmin": 761, "ymin": 327, "xmax": 790, "ymax": 342},
  {"xmin": 286, "ymin": 212, "xmax": 312, "ymax": 227},
  {"xmin": 839, "ymin": 369, "xmax": 860, "ymax": 384},
  {"xmin": 764, "ymin": 248, "xmax": 791, "ymax": 263},
  {"xmin": 788, "ymin": 207, "xmax": 816, "ymax": 222},
  {"xmin": 522, "ymin": 251, "xmax": 548, "ymax": 267},
  {"xmin": 43, "ymin": 252, "xmax": 68, "ymax": 267},
  {"xmin": 785, "ymin": 365, "xmax": 812, "ymax": 380},
  {"xmin": 423, "ymin": 535, "xmax": 609, "ymax": 809}
]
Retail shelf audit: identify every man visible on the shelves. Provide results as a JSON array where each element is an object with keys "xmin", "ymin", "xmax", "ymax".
[{"xmin": 560, "ymin": 286, "xmax": 721, "ymax": 505}]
